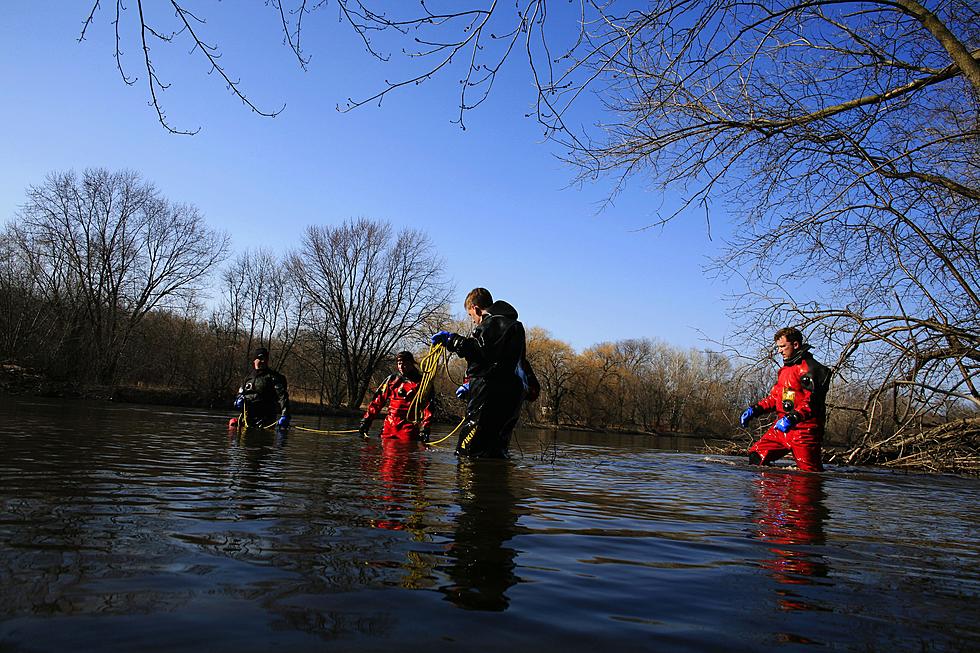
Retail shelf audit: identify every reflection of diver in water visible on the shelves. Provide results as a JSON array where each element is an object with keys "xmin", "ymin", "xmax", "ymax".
[
  {"xmin": 441, "ymin": 460, "xmax": 528, "ymax": 611},
  {"xmin": 361, "ymin": 437, "xmax": 434, "ymax": 590},
  {"xmin": 365, "ymin": 437, "xmax": 428, "ymax": 533},
  {"xmin": 228, "ymin": 426, "xmax": 288, "ymax": 485},
  {"xmin": 752, "ymin": 472, "xmax": 830, "ymax": 611}
]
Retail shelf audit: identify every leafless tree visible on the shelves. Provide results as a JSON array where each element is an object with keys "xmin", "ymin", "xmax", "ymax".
[
  {"xmin": 291, "ymin": 217, "xmax": 452, "ymax": 408},
  {"xmin": 0, "ymin": 239, "xmax": 64, "ymax": 367},
  {"xmin": 289, "ymin": 313, "xmax": 348, "ymax": 408},
  {"xmin": 6, "ymin": 169, "xmax": 228, "ymax": 384},
  {"xmin": 220, "ymin": 248, "xmax": 308, "ymax": 367},
  {"xmin": 77, "ymin": 2, "xmax": 979, "ymax": 464},
  {"xmin": 525, "ymin": 327, "xmax": 576, "ymax": 426}
]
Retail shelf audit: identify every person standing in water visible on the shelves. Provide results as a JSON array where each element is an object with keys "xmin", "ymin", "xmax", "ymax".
[
  {"xmin": 740, "ymin": 327, "xmax": 831, "ymax": 472},
  {"xmin": 358, "ymin": 350, "xmax": 433, "ymax": 442},
  {"xmin": 234, "ymin": 347, "xmax": 290, "ymax": 429},
  {"xmin": 431, "ymin": 288, "xmax": 527, "ymax": 458}
]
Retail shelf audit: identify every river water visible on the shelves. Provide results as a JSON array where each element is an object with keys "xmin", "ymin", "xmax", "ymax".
[{"xmin": 1, "ymin": 398, "xmax": 977, "ymax": 652}]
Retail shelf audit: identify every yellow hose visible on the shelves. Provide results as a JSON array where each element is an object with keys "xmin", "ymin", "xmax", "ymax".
[
  {"xmin": 407, "ymin": 343, "xmax": 444, "ymax": 423},
  {"xmin": 292, "ymin": 425, "xmax": 361, "ymax": 435}
]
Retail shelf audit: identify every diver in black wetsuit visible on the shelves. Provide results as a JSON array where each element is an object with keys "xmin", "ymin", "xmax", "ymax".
[
  {"xmin": 234, "ymin": 347, "xmax": 290, "ymax": 429},
  {"xmin": 432, "ymin": 288, "xmax": 527, "ymax": 458}
]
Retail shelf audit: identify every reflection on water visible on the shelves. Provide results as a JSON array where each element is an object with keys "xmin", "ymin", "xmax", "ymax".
[
  {"xmin": 1, "ymin": 398, "xmax": 979, "ymax": 652},
  {"xmin": 752, "ymin": 471, "xmax": 829, "ymax": 587},
  {"xmin": 441, "ymin": 461, "xmax": 527, "ymax": 611},
  {"xmin": 751, "ymin": 471, "xmax": 830, "ymax": 628}
]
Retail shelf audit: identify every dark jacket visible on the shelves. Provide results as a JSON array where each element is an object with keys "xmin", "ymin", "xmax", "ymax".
[
  {"xmin": 448, "ymin": 301, "xmax": 526, "ymax": 385},
  {"xmin": 239, "ymin": 367, "xmax": 290, "ymax": 427},
  {"xmin": 446, "ymin": 301, "xmax": 527, "ymax": 457}
]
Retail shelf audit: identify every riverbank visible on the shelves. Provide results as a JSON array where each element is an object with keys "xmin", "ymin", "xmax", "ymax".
[
  {"xmin": 5, "ymin": 363, "xmax": 976, "ymax": 475},
  {"xmin": 0, "ymin": 363, "xmax": 360, "ymax": 418}
]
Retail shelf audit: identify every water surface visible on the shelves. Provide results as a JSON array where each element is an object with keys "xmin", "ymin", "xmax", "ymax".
[{"xmin": 1, "ymin": 398, "xmax": 977, "ymax": 651}]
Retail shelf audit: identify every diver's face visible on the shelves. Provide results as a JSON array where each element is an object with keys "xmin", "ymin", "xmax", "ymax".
[{"xmin": 775, "ymin": 337, "xmax": 800, "ymax": 361}]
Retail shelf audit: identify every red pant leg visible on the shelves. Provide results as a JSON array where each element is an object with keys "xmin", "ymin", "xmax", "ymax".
[{"xmin": 749, "ymin": 430, "xmax": 791, "ymax": 465}]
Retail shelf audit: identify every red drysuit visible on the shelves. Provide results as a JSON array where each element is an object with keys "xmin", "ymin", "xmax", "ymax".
[
  {"xmin": 363, "ymin": 373, "xmax": 432, "ymax": 440},
  {"xmin": 749, "ymin": 352, "xmax": 829, "ymax": 472}
]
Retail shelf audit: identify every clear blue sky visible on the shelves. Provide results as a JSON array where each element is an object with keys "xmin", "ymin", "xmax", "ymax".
[{"xmin": 0, "ymin": 5, "xmax": 738, "ymax": 352}]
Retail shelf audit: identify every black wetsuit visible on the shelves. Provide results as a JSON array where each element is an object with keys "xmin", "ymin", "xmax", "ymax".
[
  {"xmin": 239, "ymin": 367, "xmax": 290, "ymax": 427},
  {"xmin": 445, "ymin": 300, "xmax": 526, "ymax": 458}
]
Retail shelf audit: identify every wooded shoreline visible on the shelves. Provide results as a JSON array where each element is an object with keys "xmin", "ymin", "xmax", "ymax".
[{"xmin": 6, "ymin": 363, "xmax": 976, "ymax": 476}]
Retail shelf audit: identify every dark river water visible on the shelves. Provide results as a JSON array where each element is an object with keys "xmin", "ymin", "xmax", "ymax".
[{"xmin": 1, "ymin": 398, "xmax": 977, "ymax": 652}]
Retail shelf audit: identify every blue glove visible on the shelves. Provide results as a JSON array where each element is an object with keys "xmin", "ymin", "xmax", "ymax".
[
  {"xmin": 277, "ymin": 415, "xmax": 290, "ymax": 429},
  {"xmin": 739, "ymin": 406, "xmax": 756, "ymax": 427},
  {"xmin": 775, "ymin": 414, "xmax": 799, "ymax": 433},
  {"xmin": 431, "ymin": 330, "xmax": 453, "ymax": 346},
  {"xmin": 456, "ymin": 382, "xmax": 470, "ymax": 399},
  {"xmin": 234, "ymin": 394, "xmax": 245, "ymax": 409}
]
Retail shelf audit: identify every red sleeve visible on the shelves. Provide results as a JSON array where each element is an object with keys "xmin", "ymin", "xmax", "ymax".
[
  {"xmin": 756, "ymin": 378, "xmax": 781, "ymax": 413},
  {"xmin": 363, "ymin": 379, "xmax": 391, "ymax": 420}
]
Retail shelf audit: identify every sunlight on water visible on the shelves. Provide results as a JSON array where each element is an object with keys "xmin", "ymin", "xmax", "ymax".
[{"xmin": 1, "ymin": 398, "xmax": 978, "ymax": 652}]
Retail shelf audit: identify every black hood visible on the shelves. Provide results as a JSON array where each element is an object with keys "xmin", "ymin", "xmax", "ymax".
[
  {"xmin": 487, "ymin": 300, "xmax": 518, "ymax": 320},
  {"xmin": 783, "ymin": 343, "xmax": 812, "ymax": 367}
]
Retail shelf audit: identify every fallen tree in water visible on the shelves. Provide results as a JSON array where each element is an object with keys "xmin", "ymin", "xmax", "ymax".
[
  {"xmin": 704, "ymin": 419, "xmax": 980, "ymax": 476},
  {"xmin": 837, "ymin": 418, "xmax": 980, "ymax": 475}
]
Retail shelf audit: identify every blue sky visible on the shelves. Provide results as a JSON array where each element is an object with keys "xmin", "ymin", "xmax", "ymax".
[{"xmin": 0, "ymin": 5, "xmax": 738, "ymax": 352}]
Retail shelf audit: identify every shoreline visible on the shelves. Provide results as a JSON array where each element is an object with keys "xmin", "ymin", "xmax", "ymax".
[{"xmin": 4, "ymin": 363, "xmax": 976, "ymax": 476}]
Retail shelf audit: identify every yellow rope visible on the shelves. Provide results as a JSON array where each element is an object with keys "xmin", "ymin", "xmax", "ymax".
[
  {"xmin": 426, "ymin": 415, "xmax": 467, "ymax": 446},
  {"xmin": 407, "ymin": 343, "xmax": 444, "ymax": 423},
  {"xmin": 292, "ymin": 425, "xmax": 361, "ymax": 435},
  {"xmin": 239, "ymin": 406, "xmax": 278, "ymax": 431}
]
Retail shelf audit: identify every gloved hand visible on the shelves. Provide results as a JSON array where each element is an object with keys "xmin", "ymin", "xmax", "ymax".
[
  {"xmin": 234, "ymin": 394, "xmax": 245, "ymax": 410},
  {"xmin": 455, "ymin": 382, "xmax": 470, "ymax": 399},
  {"xmin": 419, "ymin": 426, "xmax": 431, "ymax": 443},
  {"xmin": 431, "ymin": 330, "xmax": 454, "ymax": 346},
  {"xmin": 277, "ymin": 415, "xmax": 290, "ymax": 429},
  {"xmin": 739, "ymin": 405, "xmax": 757, "ymax": 427},
  {"xmin": 358, "ymin": 418, "xmax": 372, "ymax": 438},
  {"xmin": 775, "ymin": 412, "xmax": 800, "ymax": 433}
]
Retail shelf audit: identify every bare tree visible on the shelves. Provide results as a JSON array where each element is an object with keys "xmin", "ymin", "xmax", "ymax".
[
  {"xmin": 0, "ymin": 239, "xmax": 65, "ymax": 367},
  {"xmin": 220, "ymin": 248, "xmax": 308, "ymax": 366},
  {"xmin": 291, "ymin": 217, "xmax": 452, "ymax": 408},
  {"xmin": 7, "ymin": 169, "xmax": 229, "ymax": 384},
  {"xmin": 77, "ymin": 2, "xmax": 979, "ymax": 466},
  {"xmin": 525, "ymin": 327, "xmax": 575, "ymax": 426}
]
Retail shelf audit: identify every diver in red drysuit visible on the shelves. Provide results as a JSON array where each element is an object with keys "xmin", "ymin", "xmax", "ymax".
[
  {"xmin": 741, "ymin": 328, "xmax": 832, "ymax": 472},
  {"xmin": 358, "ymin": 351, "xmax": 432, "ymax": 441}
]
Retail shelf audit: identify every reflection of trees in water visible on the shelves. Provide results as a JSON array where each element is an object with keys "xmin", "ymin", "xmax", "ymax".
[
  {"xmin": 207, "ymin": 435, "xmax": 439, "ymax": 641},
  {"xmin": 0, "ymin": 534, "xmax": 193, "ymax": 619},
  {"xmin": 440, "ymin": 460, "xmax": 529, "ymax": 611},
  {"xmin": 1, "ymin": 428, "xmax": 195, "ymax": 619},
  {"xmin": 751, "ymin": 472, "xmax": 830, "ymax": 614}
]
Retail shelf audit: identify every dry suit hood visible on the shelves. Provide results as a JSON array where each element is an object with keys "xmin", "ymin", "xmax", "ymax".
[{"xmin": 487, "ymin": 300, "xmax": 518, "ymax": 320}]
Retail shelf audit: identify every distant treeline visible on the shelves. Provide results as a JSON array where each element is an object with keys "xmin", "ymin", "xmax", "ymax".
[
  {"xmin": 0, "ymin": 168, "xmax": 450, "ymax": 413},
  {"xmin": 2, "ymin": 169, "xmax": 976, "ymax": 468}
]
